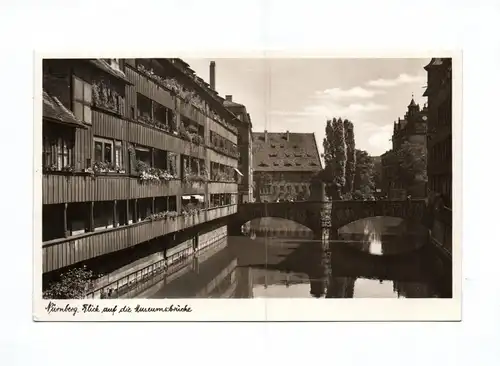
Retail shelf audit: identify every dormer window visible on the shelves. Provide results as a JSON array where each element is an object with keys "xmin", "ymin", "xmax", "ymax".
[
  {"xmin": 273, "ymin": 162, "xmax": 279, "ymax": 166},
  {"xmin": 258, "ymin": 162, "xmax": 269, "ymax": 167},
  {"xmin": 284, "ymin": 162, "xmax": 292, "ymax": 167},
  {"xmin": 108, "ymin": 58, "xmax": 121, "ymax": 72},
  {"xmin": 269, "ymin": 153, "xmax": 278, "ymax": 157}
]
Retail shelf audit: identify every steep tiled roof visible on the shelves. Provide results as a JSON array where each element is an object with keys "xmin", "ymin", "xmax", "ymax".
[
  {"xmin": 252, "ymin": 132, "xmax": 322, "ymax": 172},
  {"xmin": 223, "ymin": 99, "xmax": 244, "ymax": 108},
  {"xmin": 43, "ymin": 90, "xmax": 88, "ymax": 128},
  {"xmin": 89, "ymin": 59, "xmax": 130, "ymax": 83}
]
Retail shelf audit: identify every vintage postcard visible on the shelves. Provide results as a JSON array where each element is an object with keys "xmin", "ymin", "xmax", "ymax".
[{"xmin": 33, "ymin": 51, "xmax": 461, "ymax": 321}]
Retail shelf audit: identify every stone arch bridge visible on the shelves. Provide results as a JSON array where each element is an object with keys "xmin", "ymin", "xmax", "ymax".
[{"xmin": 229, "ymin": 200, "xmax": 426, "ymax": 238}]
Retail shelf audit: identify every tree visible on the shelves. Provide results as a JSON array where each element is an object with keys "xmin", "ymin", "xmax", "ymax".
[
  {"xmin": 395, "ymin": 141, "xmax": 427, "ymax": 186},
  {"xmin": 343, "ymin": 119, "xmax": 356, "ymax": 196},
  {"xmin": 332, "ymin": 118, "xmax": 347, "ymax": 198},
  {"xmin": 322, "ymin": 120, "xmax": 334, "ymax": 176},
  {"xmin": 321, "ymin": 118, "xmax": 347, "ymax": 199},
  {"xmin": 353, "ymin": 149, "xmax": 375, "ymax": 199},
  {"xmin": 321, "ymin": 120, "xmax": 334, "ymax": 196},
  {"xmin": 373, "ymin": 167, "xmax": 382, "ymax": 192},
  {"xmin": 43, "ymin": 266, "xmax": 94, "ymax": 299}
]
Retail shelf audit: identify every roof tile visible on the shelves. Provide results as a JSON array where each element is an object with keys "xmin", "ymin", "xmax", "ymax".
[
  {"xmin": 43, "ymin": 90, "xmax": 87, "ymax": 128},
  {"xmin": 252, "ymin": 132, "xmax": 322, "ymax": 172}
]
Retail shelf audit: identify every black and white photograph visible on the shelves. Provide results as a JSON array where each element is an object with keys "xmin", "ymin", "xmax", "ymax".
[{"xmin": 35, "ymin": 55, "xmax": 458, "ymax": 320}]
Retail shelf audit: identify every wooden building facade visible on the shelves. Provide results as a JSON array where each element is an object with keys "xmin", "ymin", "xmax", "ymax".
[
  {"xmin": 42, "ymin": 58, "xmax": 239, "ymax": 275},
  {"xmin": 423, "ymin": 58, "xmax": 453, "ymax": 256}
]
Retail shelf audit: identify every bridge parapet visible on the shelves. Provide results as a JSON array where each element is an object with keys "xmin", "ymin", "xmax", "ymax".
[
  {"xmin": 329, "ymin": 199, "xmax": 426, "ymax": 231},
  {"xmin": 233, "ymin": 199, "xmax": 426, "ymax": 237},
  {"xmin": 236, "ymin": 201, "xmax": 329, "ymax": 233}
]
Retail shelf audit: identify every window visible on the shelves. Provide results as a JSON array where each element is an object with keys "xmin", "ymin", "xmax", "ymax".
[
  {"xmin": 154, "ymin": 197, "xmax": 168, "ymax": 213},
  {"xmin": 94, "ymin": 137, "xmax": 113, "ymax": 164},
  {"xmin": 153, "ymin": 149, "xmax": 168, "ymax": 170},
  {"xmin": 117, "ymin": 201, "xmax": 128, "ymax": 227},
  {"xmin": 137, "ymin": 198, "xmax": 153, "ymax": 221},
  {"xmin": 94, "ymin": 137, "xmax": 123, "ymax": 169},
  {"xmin": 43, "ymin": 124, "xmax": 75, "ymax": 171},
  {"xmin": 153, "ymin": 101, "xmax": 166, "ymax": 125},
  {"xmin": 72, "ymin": 76, "xmax": 92, "ymax": 124},
  {"xmin": 167, "ymin": 196, "xmax": 177, "ymax": 212},
  {"xmin": 43, "ymin": 204, "xmax": 65, "ymax": 241},
  {"xmin": 93, "ymin": 201, "xmax": 114, "ymax": 231},
  {"xmin": 67, "ymin": 203, "xmax": 90, "ymax": 236},
  {"xmin": 137, "ymin": 93, "xmax": 152, "ymax": 119},
  {"xmin": 134, "ymin": 145, "xmax": 150, "ymax": 161},
  {"xmin": 115, "ymin": 141, "xmax": 123, "ymax": 169}
]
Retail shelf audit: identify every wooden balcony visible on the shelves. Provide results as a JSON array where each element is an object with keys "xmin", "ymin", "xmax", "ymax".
[
  {"xmin": 208, "ymin": 182, "xmax": 238, "ymax": 194},
  {"xmin": 209, "ymin": 119, "xmax": 238, "ymax": 144},
  {"xmin": 206, "ymin": 204, "xmax": 237, "ymax": 221},
  {"xmin": 207, "ymin": 149, "xmax": 238, "ymax": 167},
  {"xmin": 91, "ymin": 110, "xmax": 206, "ymax": 159},
  {"xmin": 42, "ymin": 174, "xmax": 199, "ymax": 204},
  {"xmin": 42, "ymin": 204, "xmax": 237, "ymax": 273},
  {"xmin": 125, "ymin": 66, "xmax": 206, "ymax": 126}
]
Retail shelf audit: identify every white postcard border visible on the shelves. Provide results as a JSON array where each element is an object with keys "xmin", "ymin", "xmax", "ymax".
[{"xmin": 33, "ymin": 50, "xmax": 462, "ymax": 322}]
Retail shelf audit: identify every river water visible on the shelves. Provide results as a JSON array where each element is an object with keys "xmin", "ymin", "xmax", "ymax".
[{"xmin": 144, "ymin": 217, "xmax": 452, "ymax": 299}]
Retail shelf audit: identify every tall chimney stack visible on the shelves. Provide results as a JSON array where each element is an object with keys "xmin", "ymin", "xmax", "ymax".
[
  {"xmin": 209, "ymin": 61, "xmax": 216, "ymax": 90},
  {"xmin": 286, "ymin": 130, "xmax": 290, "ymax": 141},
  {"xmin": 264, "ymin": 130, "xmax": 268, "ymax": 143}
]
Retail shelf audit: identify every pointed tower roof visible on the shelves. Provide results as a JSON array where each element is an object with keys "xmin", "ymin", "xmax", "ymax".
[{"xmin": 408, "ymin": 93, "xmax": 417, "ymax": 108}]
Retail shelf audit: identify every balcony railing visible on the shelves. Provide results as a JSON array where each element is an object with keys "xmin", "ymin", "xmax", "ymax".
[
  {"xmin": 208, "ymin": 141, "xmax": 239, "ymax": 159},
  {"xmin": 137, "ymin": 114, "xmax": 178, "ymax": 136},
  {"xmin": 42, "ymin": 204, "xmax": 238, "ymax": 273},
  {"xmin": 42, "ymin": 173, "xmax": 184, "ymax": 204}
]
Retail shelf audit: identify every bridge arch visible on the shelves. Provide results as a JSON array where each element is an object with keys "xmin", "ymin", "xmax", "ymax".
[
  {"xmin": 230, "ymin": 202, "xmax": 328, "ymax": 237},
  {"xmin": 232, "ymin": 200, "xmax": 427, "ymax": 239},
  {"xmin": 328, "ymin": 199, "xmax": 426, "ymax": 238}
]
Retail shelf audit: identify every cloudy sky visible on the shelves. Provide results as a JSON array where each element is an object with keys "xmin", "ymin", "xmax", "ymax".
[{"xmin": 185, "ymin": 58, "xmax": 428, "ymax": 158}]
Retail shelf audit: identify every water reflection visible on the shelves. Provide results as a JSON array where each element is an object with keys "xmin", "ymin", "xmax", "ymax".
[{"xmin": 144, "ymin": 217, "xmax": 452, "ymax": 299}]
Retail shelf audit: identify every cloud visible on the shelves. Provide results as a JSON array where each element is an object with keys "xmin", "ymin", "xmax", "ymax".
[
  {"xmin": 366, "ymin": 73, "xmax": 426, "ymax": 88},
  {"xmin": 269, "ymin": 101, "xmax": 387, "ymax": 118},
  {"xmin": 347, "ymin": 102, "xmax": 388, "ymax": 112},
  {"xmin": 314, "ymin": 86, "xmax": 385, "ymax": 99}
]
